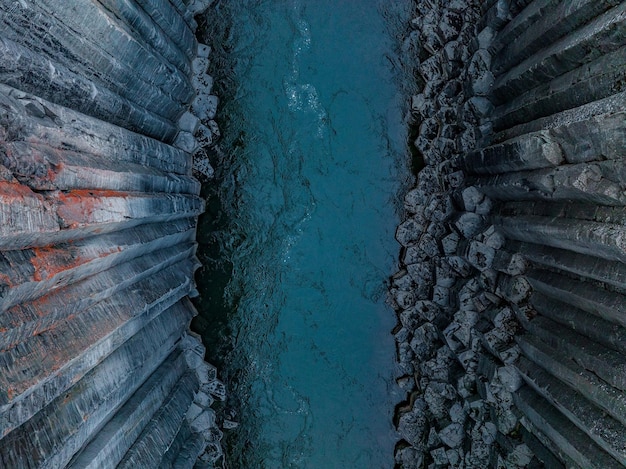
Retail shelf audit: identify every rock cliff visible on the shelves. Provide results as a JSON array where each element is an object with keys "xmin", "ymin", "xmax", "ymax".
[
  {"xmin": 0, "ymin": 0, "xmax": 224, "ymax": 467},
  {"xmin": 392, "ymin": 1, "xmax": 626, "ymax": 467}
]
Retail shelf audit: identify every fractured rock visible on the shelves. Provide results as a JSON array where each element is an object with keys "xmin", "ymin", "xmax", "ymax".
[
  {"xmin": 396, "ymin": 217, "xmax": 425, "ymax": 247},
  {"xmin": 192, "ymin": 94, "xmax": 219, "ymax": 121},
  {"xmin": 440, "ymin": 422, "xmax": 465, "ymax": 448}
]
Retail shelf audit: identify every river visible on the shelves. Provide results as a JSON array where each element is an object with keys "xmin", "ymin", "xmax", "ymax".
[{"xmin": 194, "ymin": 1, "xmax": 415, "ymax": 466}]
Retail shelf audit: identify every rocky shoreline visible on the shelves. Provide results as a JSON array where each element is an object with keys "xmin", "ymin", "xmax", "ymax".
[
  {"xmin": 391, "ymin": 2, "xmax": 528, "ymax": 467},
  {"xmin": 176, "ymin": 41, "xmax": 228, "ymax": 468}
]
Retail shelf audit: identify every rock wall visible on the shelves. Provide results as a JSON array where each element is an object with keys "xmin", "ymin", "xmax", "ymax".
[
  {"xmin": 393, "ymin": 0, "xmax": 626, "ymax": 467},
  {"xmin": 0, "ymin": 0, "xmax": 225, "ymax": 467}
]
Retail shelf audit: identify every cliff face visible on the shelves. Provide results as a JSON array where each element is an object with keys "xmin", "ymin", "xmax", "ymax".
[
  {"xmin": 0, "ymin": 0, "xmax": 225, "ymax": 467},
  {"xmin": 393, "ymin": 1, "xmax": 626, "ymax": 467}
]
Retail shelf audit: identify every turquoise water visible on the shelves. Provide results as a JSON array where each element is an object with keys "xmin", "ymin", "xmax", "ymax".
[{"xmin": 195, "ymin": 1, "xmax": 414, "ymax": 467}]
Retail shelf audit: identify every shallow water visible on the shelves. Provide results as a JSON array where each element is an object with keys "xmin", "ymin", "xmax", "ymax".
[{"xmin": 195, "ymin": 1, "xmax": 414, "ymax": 467}]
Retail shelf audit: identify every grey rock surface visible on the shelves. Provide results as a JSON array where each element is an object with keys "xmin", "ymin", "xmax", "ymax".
[
  {"xmin": 391, "ymin": 0, "xmax": 626, "ymax": 467},
  {"xmin": 0, "ymin": 1, "xmax": 225, "ymax": 468}
]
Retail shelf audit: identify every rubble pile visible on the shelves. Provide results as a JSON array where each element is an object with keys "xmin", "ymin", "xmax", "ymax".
[{"xmin": 392, "ymin": 2, "xmax": 534, "ymax": 467}]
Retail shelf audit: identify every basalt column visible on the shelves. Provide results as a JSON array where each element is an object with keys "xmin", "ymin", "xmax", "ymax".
[
  {"xmin": 0, "ymin": 1, "xmax": 225, "ymax": 468},
  {"xmin": 474, "ymin": 1, "xmax": 626, "ymax": 467},
  {"xmin": 393, "ymin": 1, "xmax": 626, "ymax": 467}
]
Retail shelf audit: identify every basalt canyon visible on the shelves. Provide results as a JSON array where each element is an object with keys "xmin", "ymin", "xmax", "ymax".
[{"xmin": 1, "ymin": 1, "xmax": 625, "ymax": 468}]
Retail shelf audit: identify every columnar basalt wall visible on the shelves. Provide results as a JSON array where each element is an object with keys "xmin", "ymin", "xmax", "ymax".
[
  {"xmin": 0, "ymin": 0, "xmax": 225, "ymax": 467},
  {"xmin": 1, "ymin": 0, "xmax": 625, "ymax": 467},
  {"xmin": 393, "ymin": 0, "xmax": 626, "ymax": 467}
]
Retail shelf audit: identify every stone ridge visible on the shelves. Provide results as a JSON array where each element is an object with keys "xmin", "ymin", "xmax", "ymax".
[
  {"xmin": 392, "ymin": 0, "xmax": 626, "ymax": 468},
  {"xmin": 0, "ymin": 0, "xmax": 226, "ymax": 468}
]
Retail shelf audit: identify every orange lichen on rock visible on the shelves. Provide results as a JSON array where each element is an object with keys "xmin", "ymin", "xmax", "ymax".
[
  {"xmin": 56, "ymin": 190, "xmax": 130, "ymax": 229},
  {"xmin": 0, "ymin": 180, "xmax": 44, "ymax": 199},
  {"xmin": 30, "ymin": 247, "xmax": 79, "ymax": 282}
]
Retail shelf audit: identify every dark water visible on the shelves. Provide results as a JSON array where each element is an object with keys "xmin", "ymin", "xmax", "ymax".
[{"xmin": 194, "ymin": 1, "xmax": 415, "ymax": 467}]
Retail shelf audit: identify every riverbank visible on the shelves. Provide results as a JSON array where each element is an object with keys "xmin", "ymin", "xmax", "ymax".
[
  {"xmin": 0, "ymin": 1, "xmax": 226, "ymax": 467},
  {"xmin": 390, "ymin": 2, "xmax": 521, "ymax": 466},
  {"xmin": 391, "ymin": 1, "xmax": 626, "ymax": 468}
]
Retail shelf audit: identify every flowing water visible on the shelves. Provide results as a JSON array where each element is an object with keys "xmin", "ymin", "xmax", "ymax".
[{"xmin": 194, "ymin": 1, "xmax": 415, "ymax": 467}]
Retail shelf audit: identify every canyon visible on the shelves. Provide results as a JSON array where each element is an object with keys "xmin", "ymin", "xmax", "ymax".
[{"xmin": 0, "ymin": 0, "xmax": 625, "ymax": 468}]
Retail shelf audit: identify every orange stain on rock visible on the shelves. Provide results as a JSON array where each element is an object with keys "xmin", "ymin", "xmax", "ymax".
[
  {"xmin": 29, "ymin": 243, "xmax": 122, "ymax": 282},
  {"xmin": 0, "ymin": 272, "xmax": 14, "ymax": 289},
  {"xmin": 5, "ymin": 387, "xmax": 16, "ymax": 402},
  {"xmin": 56, "ymin": 189, "xmax": 130, "ymax": 229},
  {"xmin": 0, "ymin": 180, "xmax": 43, "ymax": 199},
  {"xmin": 57, "ymin": 189, "xmax": 129, "ymax": 200},
  {"xmin": 30, "ymin": 247, "xmax": 79, "ymax": 282}
]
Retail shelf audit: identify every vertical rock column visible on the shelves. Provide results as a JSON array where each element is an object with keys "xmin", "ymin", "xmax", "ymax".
[
  {"xmin": 392, "ymin": 0, "xmax": 626, "ymax": 467},
  {"xmin": 467, "ymin": 1, "xmax": 626, "ymax": 467},
  {"xmin": 0, "ymin": 0, "xmax": 225, "ymax": 468}
]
